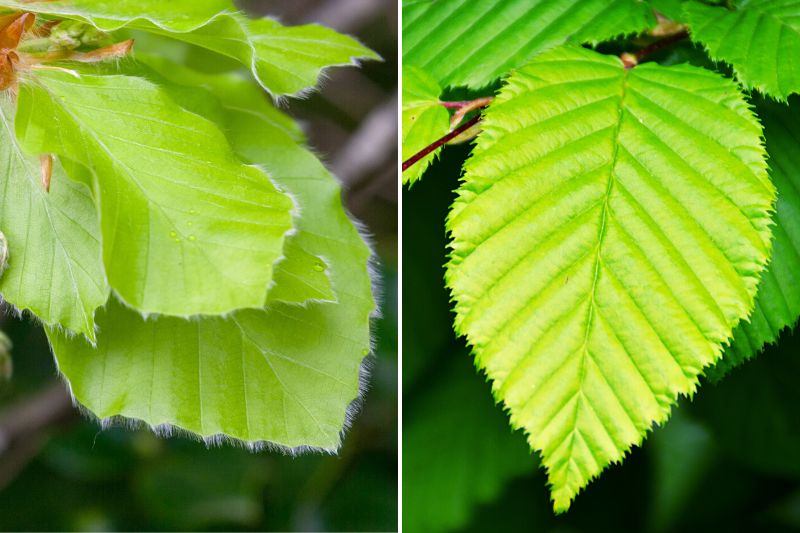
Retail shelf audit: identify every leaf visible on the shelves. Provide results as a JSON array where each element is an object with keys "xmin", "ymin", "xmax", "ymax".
[
  {"xmin": 684, "ymin": 0, "xmax": 800, "ymax": 99},
  {"xmin": 403, "ymin": 0, "xmax": 656, "ymax": 89},
  {"xmin": 403, "ymin": 352, "xmax": 534, "ymax": 533},
  {"xmin": 402, "ymin": 66, "xmax": 449, "ymax": 186},
  {"xmin": 446, "ymin": 46, "xmax": 774, "ymax": 512},
  {"xmin": 47, "ymin": 73, "xmax": 376, "ymax": 450},
  {"xmin": 3, "ymin": 1, "xmax": 380, "ymax": 96},
  {"xmin": 711, "ymin": 97, "xmax": 800, "ymax": 379},
  {"xmin": 0, "ymin": 0, "xmax": 235, "ymax": 31},
  {"xmin": 0, "ymin": 100, "xmax": 107, "ymax": 340},
  {"xmin": 16, "ymin": 67, "xmax": 295, "ymax": 317}
]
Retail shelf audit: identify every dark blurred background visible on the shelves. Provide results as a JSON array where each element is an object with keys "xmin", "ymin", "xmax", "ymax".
[
  {"xmin": 0, "ymin": 1, "xmax": 397, "ymax": 531},
  {"xmin": 404, "ymin": 141, "xmax": 800, "ymax": 533}
]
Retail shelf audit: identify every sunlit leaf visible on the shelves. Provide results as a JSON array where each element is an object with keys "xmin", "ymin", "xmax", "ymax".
[{"xmin": 446, "ymin": 46, "xmax": 774, "ymax": 511}]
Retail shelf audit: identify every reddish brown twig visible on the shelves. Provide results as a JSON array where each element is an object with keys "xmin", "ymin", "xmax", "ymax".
[
  {"xmin": 402, "ymin": 114, "xmax": 481, "ymax": 171},
  {"xmin": 622, "ymin": 30, "xmax": 690, "ymax": 68}
]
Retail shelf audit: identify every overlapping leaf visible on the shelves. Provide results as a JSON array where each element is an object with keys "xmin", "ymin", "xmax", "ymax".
[
  {"xmin": 47, "ymin": 72, "xmax": 376, "ymax": 449},
  {"xmin": 446, "ymin": 46, "xmax": 774, "ymax": 512},
  {"xmin": 403, "ymin": 0, "xmax": 656, "ymax": 89},
  {"xmin": 0, "ymin": 99, "xmax": 107, "ymax": 340},
  {"xmin": 16, "ymin": 68, "xmax": 295, "ymax": 317},
  {"xmin": 685, "ymin": 0, "xmax": 800, "ymax": 99},
  {"xmin": 402, "ymin": 66, "xmax": 449, "ymax": 185},
  {"xmin": 713, "ymin": 97, "xmax": 800, "ymax": 379},
  {"xmin": 404, "ymin": 353, "xmax": 534, "ymax": 533},
  {"xmin": 2, "ymin": 0, "xmax": 379, "ymax": 96}
]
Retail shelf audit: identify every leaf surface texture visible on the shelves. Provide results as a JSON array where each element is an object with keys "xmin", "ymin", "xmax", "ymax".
[
  {"xmin": 0, "ymin": 100, "xmax": 107, "ymax": 340},
  {"xmin": 685, "ymin": 0, "xmax": 800, "ymax": 99},
  {"xmin": 16, "ymin": 69, "xmax": 294, "ymax": 316},
  {"xmin": 47, "ymin": 74, "xmax": 376, "ymax": 449},
  {"xmin": 402, "ymin": 0, "xmax": 656, "ymax": 88},
  {"xmin": 446, "ymin": 46, "xmax": 774, "ymax": 511}
]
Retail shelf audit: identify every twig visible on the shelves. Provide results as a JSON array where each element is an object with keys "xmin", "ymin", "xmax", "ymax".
[
  {"xmin": 402, "ymin": 114, "xmax": 481, "ymax": 172},
  {"xmin": 622, "ymin": 30, "xmax": 690, "ymax": 68}
]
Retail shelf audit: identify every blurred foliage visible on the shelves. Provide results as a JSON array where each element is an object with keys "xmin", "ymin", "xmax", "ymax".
[
  {"xmin": 0, "ymin": 263, "xmax": 395, "ymax": 532},
  {"xmin": 0, "ymin": 1, "xmax": 396, "ymax": 531},
  {"xmin": 403, "ymin": 143, "xmax": 800, "ymax": 533}
]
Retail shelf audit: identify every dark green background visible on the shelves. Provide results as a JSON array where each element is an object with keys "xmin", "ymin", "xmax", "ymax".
[{"xmin": 403, "ymin": 141, "xmax": 800, "ymax": 533}]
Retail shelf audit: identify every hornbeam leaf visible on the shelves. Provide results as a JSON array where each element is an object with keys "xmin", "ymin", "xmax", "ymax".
[
  {"xmin": 0, "ymin": 99, "xmax": 107, "ymax": 340},
  {"xmin": 3, "ymin": 0, "xmax": 380, "ymax": 96},
  {"xmin": 16, "ymin": 68, "xmax": 294, "ymax": 317},
  {"xmin": 712, "ymin": 97, "xmax": 800, "ymax": 379},
  {"xmin": 403, "ymin": 0, "xmax": 656, "ymax": 89},
  {"xmin": 446, "ymin": 46, "xmax": 774, "ymax": 512},
  {"xmin": 684, "ymin": 0, "xmax": 800, "ymax": 99},
  {"xmin": 402, "ymin": 66, "xmax": 449, "ymax": 186},
  {"xmin": 47, "ymin": 74, "xmax": 376, "ymax": 450}
]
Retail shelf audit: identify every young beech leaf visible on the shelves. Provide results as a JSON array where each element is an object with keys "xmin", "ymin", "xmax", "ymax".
[
  {"xmin": 711, "ymin": 97, "xmax": 800, "ymax": 380},
  {"xmin": 403, "ymin": 0, "xmax": 656, "ymax": 89},
  {"xmin": 0, "ymin": 0, "xmax": 235, "ymax": 31},
  {"xmin": 15, "ymin": 68, "xmax": 295, "ymax": 317},
  {"xmin": 121, "ymin": 55, "xmax": 337, "ymax": 307},
  {"xmin": 47, "ymin": 73, "xmax": 375, "ymax": 450},
  {"xmin": 2, "ymin": 1, "xmax": 380, "ymax": 97},
  {"xmin": 684, "ymin": 0, "xmax": 800, "ymax": 100},
  {"xmin": 404, "ymin": 353, "xmax": 535, "ymax": 533},
  {"xmin": 0, "ymin": 99, "xmax": 107, "ymax": 341},
  {"xmin": 402, "ymin": 66, "xmax": 449, "ymax": 186},
  {"xmin": 446, "ymin": 46, "xmax": 774, "ymax": 512}
]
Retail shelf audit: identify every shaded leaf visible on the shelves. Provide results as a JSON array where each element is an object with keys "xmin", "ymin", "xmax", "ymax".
[
  {"xmin": 685, "ymin": 0, "xmax": 800, "ymax": 99},
  {"xmin": 403, "ymin": 0, "xmax": 656, "ymax": 88},
  {"xmin": 712, "ymin": 96, "xmax": 800, "ymax": 379},
  {"xmin": 403, "ymin": 352, "xmax": 534, "ymax": 533},
  {"xmin": 402, "ymin": 66, "xmax": 449, "ymax": 186}
]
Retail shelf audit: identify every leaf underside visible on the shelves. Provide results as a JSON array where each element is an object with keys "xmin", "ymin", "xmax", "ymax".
[
  {"xmin": 47, "ymin": 72, "xmax": 376, "ymax": 450},
  {"xmin": 16, "ymin": 68, "xmax": 295, "ymax": 317},
  {"xmin": 713, "ymin": 97, "xmax": 800, "ymax": 379},
  {"xmin": 402, "ymin": 0, "xmax": 656, "ymax": 89},
  {"xmin": 402, "ymin": 66, "xmax": 449, "ymax": 185},
  {"xmin": 685, "ymin": 0, "xmax": 800, "ymax": 100},
  {"xmin": 0, "ymin": 99, "xmax": 107, "ymax": 340},
  {"xmin": 1, "ymin": 0, "xmax": 380, "ymax": 96},
  {"xmin": 446, "ymin": 46, "xmax": 774, "ymax": 512}
]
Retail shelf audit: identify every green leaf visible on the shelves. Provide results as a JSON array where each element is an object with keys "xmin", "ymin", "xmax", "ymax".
[
  {"xmin": 712, "ymin": 97, "xmax": 800, "ymax": 379},
  {"xmin": 649, "ymin": 0, "xmax": 686, "ymax": 20},
  {"xmin": 47, "ymin": 73, "xmax": 376, "ymax": 450},
  {"xmin": 4, "ymin": 1, "xmax": 380, "ymax": 96},
  {"xmin": 684, "ymin": 0, "xmax": 800, "ymax": 99},
  {"xmin": 0, "ymin": 0, "xmax": 234, "ymax": 31},
  {"xmin": 402, "ymin": 66, "xmax": 449, "ymax": 186},
  {"xmin": 0, "ymin": 100, "xmax": 107, "ymax": 340},
  {"xmin": 445, "ymin": 46, "xmax": 774, "ymax": 512},
  {"xmin": 403, "ymin": 0, "xmax": 656, "ymax": 89},
  {"xmin": 16, "ymin": 67, "xmax": 295, "ymax": 317},
  {"xmin": 403, "ymin": 352, "xmax": 534, "ymax": 533}
]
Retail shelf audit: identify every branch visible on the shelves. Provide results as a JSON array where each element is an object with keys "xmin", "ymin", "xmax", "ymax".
[
  {"xmin": 621, "ymin": 29, "xmax": 690, "ymax": 68},
  {"xmin": 402, "ymin": 114, "xmax": 481, "ymax": 172}
]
